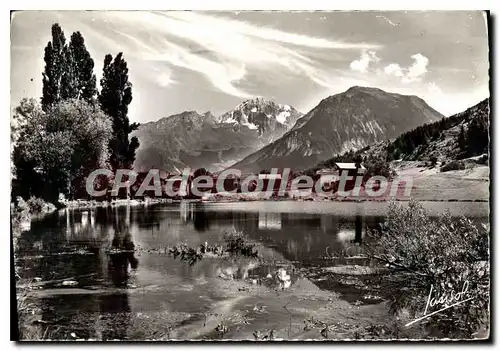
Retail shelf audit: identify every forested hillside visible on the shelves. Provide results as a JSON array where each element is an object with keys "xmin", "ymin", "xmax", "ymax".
[{"xmin": 307, "ymin": 98, "xmax": 489, "ymax": 176}]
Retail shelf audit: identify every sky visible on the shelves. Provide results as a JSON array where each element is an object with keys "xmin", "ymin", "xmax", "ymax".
[{"xmin": 11, "ymin": 11, "xmax": 490, "ymax": 123}]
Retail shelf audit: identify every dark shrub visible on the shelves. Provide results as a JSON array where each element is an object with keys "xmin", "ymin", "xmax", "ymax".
[
  {"xmin": 440, "ymin": 160, "xmax": 466, "ymax": 172},
  {"xmin": 364, "ymin": 200, "xmax": 489, "ymax": 338}
]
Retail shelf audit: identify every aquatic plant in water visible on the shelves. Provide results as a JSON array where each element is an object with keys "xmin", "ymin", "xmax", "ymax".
[{"xmin": 169, "ymin": 230, "xmax": 259, "ymax": 266}]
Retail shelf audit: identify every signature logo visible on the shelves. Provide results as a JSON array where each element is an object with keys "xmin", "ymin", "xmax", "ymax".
[{"xmin": 405, "ymin": 281, "xmax": 474, "ymax": 327}]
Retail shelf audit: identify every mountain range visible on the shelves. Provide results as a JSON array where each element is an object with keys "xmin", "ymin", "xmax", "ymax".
[
  {"xmin": 131, "ymin": 98, "xmax": 302, "ymax": 172},
  {"xmin": 132, "ymin": 86, "xmax": 445, "ymax": 173},
  {"xmin": 231, "ymin": 86, "xmax": 444, "ymax": 173}
]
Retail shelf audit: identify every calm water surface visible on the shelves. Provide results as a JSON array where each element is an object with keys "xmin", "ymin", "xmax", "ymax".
[{"xmin": 15, "ymin": 201, "xmax": 488, "ymax": 340}]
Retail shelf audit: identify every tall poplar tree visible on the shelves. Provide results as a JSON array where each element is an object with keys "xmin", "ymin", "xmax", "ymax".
[
  {"xmin": 41, "ymin": 24, "xmax": 67, "ymax": 111},
  {"xmin": 41, "ymin": 24, "xmax": 97, "ymax": 110},
  {"xmin": 61, "ymin": 31, "xmax": 97, "ymax": 102},
  {"xmin": 98, "ymin": 53, "xmax": 139, "ymax": 169}
]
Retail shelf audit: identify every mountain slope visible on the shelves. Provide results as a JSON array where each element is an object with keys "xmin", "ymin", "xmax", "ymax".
[
  {"xmin": 386, "ymin": 98, "xmax": 489, "ymax": 162},
  {"xmin": 132, "ymin": 99, "xmax": 302, "ymax": 172},
  {"xmin": 230, "ymin": 86, "xmax": 444, "ymax": 173},
  {"xmin": 310, "ymin": 98, "xmax": 490, "ymax": 173}
]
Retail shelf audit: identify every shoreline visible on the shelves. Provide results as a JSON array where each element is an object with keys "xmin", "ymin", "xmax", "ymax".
[
  {"xmin": 58, "ymin": 197, "xmax": 489, "ymax": 210},
  {"xmin": 15, "ymin": 164, "xmax": 490, "ymax": 212}
]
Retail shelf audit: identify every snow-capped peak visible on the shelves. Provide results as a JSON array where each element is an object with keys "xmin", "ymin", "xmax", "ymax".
[{"xmin": 218, "ymin": 98, "xmax": 301, "ymax": 131}]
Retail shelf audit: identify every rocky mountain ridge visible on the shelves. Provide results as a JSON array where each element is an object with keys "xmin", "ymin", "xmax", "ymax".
[
  {"xmin": 230, "ymin": 86, "xmax": 445, "ymax": 173},
  {"xmin": 132, "ymin": 98, "xmax": 303, "ymax": 172}
]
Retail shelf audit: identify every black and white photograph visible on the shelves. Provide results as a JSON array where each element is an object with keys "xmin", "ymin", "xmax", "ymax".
[{"xmin": 10, "ymin": 10, "xmax": 491, "ymax": 341}]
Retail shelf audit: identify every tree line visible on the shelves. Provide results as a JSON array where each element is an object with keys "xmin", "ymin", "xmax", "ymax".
[
  {"xmin": 387, "ymin": 99, "xmax": 489, "ymax": 161},
  {"xmin": 12, "ymin": 23, "xmax": 140, "ymax": 202}
]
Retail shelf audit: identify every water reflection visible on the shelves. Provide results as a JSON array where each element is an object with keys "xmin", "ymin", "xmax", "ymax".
[
  {"xmin": 258, "ymin": 212, "xmax": 282, "ymax": 230},
  {"xmin": 336, "ymin": 215, "xmax": 363, "ymax": 244},
  {"xmin": 193, "ymin": 209, "xmax": 210, "ymax": 232},
  {"xmin": 107, "ymin": 205, "xmax": 139, "ymax": 288},
  {"xmin": 17, "ymin": 204, "xmax": 378, "ymax": 282},
  {"xmin": 14, "ymin": 201, "xmax": 490, "ymax": 340},
  {"xmin": 108, "ymin": 231, "xmax": 138, "ymax": 287},
  {"xmin": 16, "ymin": 202, "xmax": 385, "ymax": 339},
  {"xmin": 355, "ymin": 215, "xmax": 363, "ymax": 243}
]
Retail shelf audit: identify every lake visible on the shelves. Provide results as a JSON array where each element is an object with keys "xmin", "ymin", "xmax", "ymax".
[{"xmin": 14, "ymin": 201, "xmax": 489, "ymax": 340}]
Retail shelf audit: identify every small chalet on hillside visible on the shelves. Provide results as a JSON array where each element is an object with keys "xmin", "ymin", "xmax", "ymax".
[
  {"xmin": 316, "ymin": 162, "xmax": 366, "ymax": 191},
  {"xmin": 334, "ymin": 162, "xmax": 366, "ymax": 177},
  {"xmin": 316, "ymin": 162, "xmax": 366, "ymax": 178}
]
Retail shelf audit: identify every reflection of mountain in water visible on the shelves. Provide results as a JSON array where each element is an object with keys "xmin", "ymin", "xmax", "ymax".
[
  {"xmin": 247, "ymin": 213, "xmax": 372, "ymax": 263},
  {"xmin": 176, "ymin": 205, "xmax": 377, "ymax": 264},
  {"xmin": 161, "ymin": 204, "xmax": 379, "ymax": 264},
  {"xmin": 16, "ymin": 203, "xmax": 386, "ymax": 340},
  {"xmin": 17, "ymin": 204, "xmax": 378, "ymax": 285}
]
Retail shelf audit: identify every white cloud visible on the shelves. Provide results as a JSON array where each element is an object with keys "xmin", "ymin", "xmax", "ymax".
[
  {"xmin": 95, "ymin": 11, "xmax": 380, "ymax": 98},
  {"xmin": 384, "ymin": 53, "xmax": 430, "ymax": 84},
  {"xmin": 163, "ymin": 11, "xmax": 377, "ymax": 50},
  {"xmin": 384, "ymin": 63, "xmax": 404, "ymax": 77},
  {"xmin": 406, "ymin": 53, "xmax": 430, "ymax": 80},
  {"xmin": 349, "ymin": 50, "xmax": 380, "ymax": 73}
]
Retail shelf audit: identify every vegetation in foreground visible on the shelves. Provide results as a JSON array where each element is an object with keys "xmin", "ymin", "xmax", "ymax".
[
  {"xmin": 11, "ymin": 196, "xmax": 56, "ymax": 238},
  {"xmin": 364, "ymin": 199, "xmax": 489, "ymax": 339},
  {"xmin": 14, "ymin": 200, "xmax": 490, "ymax": 341}
]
